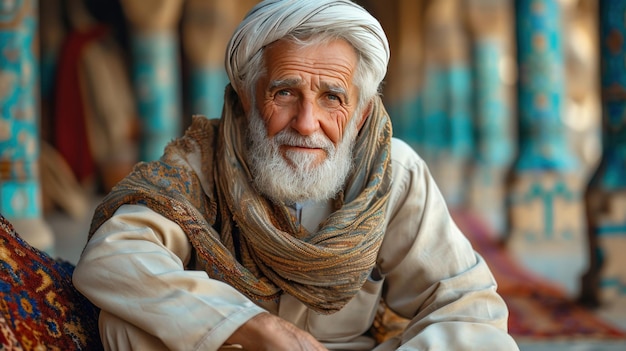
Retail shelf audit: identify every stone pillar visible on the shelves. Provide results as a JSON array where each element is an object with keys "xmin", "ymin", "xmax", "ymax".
[
  {"xmin": 360, "ymin": 0, "xmax": 425, "ymax": 151},
  {"xmin": 580, "ymin": 0, "xmax": 626, "ymax": 307},
  {"xmin": 395, "ymin": 0, "xmax": 425, "ymax": 151},
  {"xmin": 506, "ymin": 0, "xmax": 586, "ymax": 295},
  {"xmin": 420, "ymin": 56, "xmax": 446, "ymax": 166},
  {"xmin": 467, "ymin": 0, "xmax": 516, "ymax": 236},
  {"xmin": 182, "ymin": 0, "xmax": 239, "ymax": 120},
  {"xmin": 0, "ymin": 0, "xmax": 54, "ymax": 253},
  {"xmin": 421, "ymin": 0, "xmax": 473, "ymax": 207},
  {"xmin": 120, "ymin": 0, "xmax": 184, "ymax": 162}
]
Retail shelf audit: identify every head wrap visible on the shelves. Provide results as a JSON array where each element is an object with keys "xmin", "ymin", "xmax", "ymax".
[{"xmin": 225, "ymin": 0, "xmax": 390, "ymax": 96}]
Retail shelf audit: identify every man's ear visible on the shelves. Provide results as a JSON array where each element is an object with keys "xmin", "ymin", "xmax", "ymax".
[
  {"xmin": 239, "ymin": 92, "xmax": 252, "ymax": 115},
  {"xmin": 357, "ymin": 101, "xmax": 373, "ymax": 131}
]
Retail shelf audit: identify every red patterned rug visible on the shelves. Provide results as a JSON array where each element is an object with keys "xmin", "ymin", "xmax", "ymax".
[
  {"xmin": 0, "ymin": 214, "xmax": 102, "ymax": 350},
  {"xmin": 452, "ymin": 210, "xmax": 626, "ymax": 341}
]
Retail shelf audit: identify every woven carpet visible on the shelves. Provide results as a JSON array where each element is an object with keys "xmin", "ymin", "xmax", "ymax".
[
  {"xmin": 452, "ymin": 210, "xmax": 626, "ymax": 341},
  {"xmin": 0, "ymin": 214, "xmax": 102, "ymax": 350}
]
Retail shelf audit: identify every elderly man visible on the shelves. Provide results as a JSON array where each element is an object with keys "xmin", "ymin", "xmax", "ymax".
[{"xmin": 73, "ymin": 0, "xmax": 519, "ymax": 350}]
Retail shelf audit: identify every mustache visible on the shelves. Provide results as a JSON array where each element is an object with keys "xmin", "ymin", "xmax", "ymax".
[{"xmin": 273, "ymin": 130, "xmax": 334, "ymax": 153}]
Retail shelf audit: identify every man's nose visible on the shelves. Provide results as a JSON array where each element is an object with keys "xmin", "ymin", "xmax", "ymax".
[{"xmin": 291, "ymin": 100, "xmax": 320, "ymax": 136}]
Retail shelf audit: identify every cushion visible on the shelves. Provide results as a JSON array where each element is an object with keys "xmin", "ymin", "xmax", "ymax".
[{"xmin": 0, "ymin": 213, "xmax": 102, "ymax": 350}]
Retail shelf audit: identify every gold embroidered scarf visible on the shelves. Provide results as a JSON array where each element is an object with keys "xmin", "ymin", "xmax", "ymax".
[{"xmin": 89, "ymin": 86, "xmax": 392, "ymax": 314}]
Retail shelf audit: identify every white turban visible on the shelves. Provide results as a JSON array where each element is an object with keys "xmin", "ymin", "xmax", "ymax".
[{"xmin": 225, "ymin": 0, "xmax": 390, "ymax": 97}]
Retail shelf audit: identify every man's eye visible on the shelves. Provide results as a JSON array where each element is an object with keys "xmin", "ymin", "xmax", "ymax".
[
  {"xmin": 273, "ymin": 90, "xmax": 296, "ymax": 103},
  {"xmin": 324, "ymin": 94, "xmax": 342, "ymax": 106}
]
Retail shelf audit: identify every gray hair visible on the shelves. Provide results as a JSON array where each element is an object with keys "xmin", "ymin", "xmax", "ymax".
[{"xmin": 225, "ymin": 0, "xmax": 390, "ymax": 108}]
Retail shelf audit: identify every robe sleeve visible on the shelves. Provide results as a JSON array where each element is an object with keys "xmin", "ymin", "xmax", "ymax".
[
  {"xmin": 374, "ymin": 139, "xmax": 520, "ymax": 351},
  {"xmin": 72, "ymin": 204, "xmax": 266, "ymax": 350}
]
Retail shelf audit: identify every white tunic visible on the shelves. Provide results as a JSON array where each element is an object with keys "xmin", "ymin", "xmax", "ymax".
[{"xmin": 73, "ymin": 138, "xmax": 519, "ymax": 350}]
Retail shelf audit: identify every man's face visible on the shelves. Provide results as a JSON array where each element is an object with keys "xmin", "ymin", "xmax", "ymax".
[{"xmin": 244, "ymin": 39, "xmax": 365, "ymax": 204}]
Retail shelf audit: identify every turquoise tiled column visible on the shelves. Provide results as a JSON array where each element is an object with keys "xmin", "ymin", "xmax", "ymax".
[
  {"xmin": 131, "ymin": 32, "xmax": 182, "ymax": 162},
  {"xmin": 420, "ymin": 66, "xmax": 448, "ymax": 164},
  {"xmin": 419, "ymin": 0, "xmax": 474, "ymax": 207},
  {"xmin": 189, "ymin": 68, "xmax": 228, "ymax": 119},
  {"xmin": 506, "ymin": 0, "xmax": 587, "ymax": 292},
  {"xmin": 580, "ymin": 0, "xmax": 626, "ymax": 306},
  {"xmin": 121, "ymin": 0, "xmax": 185, "ymax": 162},
  {"xmin": 0, "ymin": 0, "xmax": 54, "ymax": 252},
  {"xmin": 447, "ymin": 65, "xmax": 473, "ymax": 163},
  {"xmin": 181, "ymin": 0, "xmax": 238, "ymax": 120},
  {"xmin": 446, "ymin": 62, "xmax": 474, "ymax": 206},
  {"xmin": 383, "ymin": 0, "xmax": 425, "ymax": 154},
  {"xmin": 473, "ymin": 40, "xmax": 514, "ymax": 174},
  {"xmin": 388, "ymin": 96, "xmax": 422, "ymax": 153},
  {"xmin": 467, "ymin": 0, "xmax": 516, "ymax": 236},
  {"xmin": 514, "ymin": 0, "xmax": 577, "ymax": 172}
]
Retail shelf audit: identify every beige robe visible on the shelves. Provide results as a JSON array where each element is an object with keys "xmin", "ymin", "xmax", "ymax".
[{"xmin": 73, "ymin": 138, "xmax": 519, "ymax": 350}]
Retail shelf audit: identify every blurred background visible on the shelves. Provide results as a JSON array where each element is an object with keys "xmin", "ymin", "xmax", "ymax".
[{"xmin": 1, "ymin": 0, "xmax": 626, "ymax": 349}]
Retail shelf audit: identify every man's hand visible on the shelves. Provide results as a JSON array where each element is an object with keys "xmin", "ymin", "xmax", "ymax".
[{"xmin": 225, "ymin": 312, "xmax": 328, "ymax": 351}]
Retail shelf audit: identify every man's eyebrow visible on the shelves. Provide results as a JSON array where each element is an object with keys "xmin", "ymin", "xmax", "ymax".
[
  {"xmin": 269, "ymin": 78, "xmax": 303, "ymax": 90},
  {"xmin": 322, "ymin": 83, "xmax": 347, "ymax": 97}
]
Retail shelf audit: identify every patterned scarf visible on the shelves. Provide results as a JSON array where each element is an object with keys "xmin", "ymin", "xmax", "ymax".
[{"xmin": 89, "ymin": 86, "xmax": 392, "ymax": 314}]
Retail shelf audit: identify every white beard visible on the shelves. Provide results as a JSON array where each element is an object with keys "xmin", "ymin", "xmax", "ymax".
[{"xmin": 246, "ymin": 108, "xmax": 360, "ymax": 205}]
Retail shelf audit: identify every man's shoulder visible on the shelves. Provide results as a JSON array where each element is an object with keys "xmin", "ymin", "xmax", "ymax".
[
  {"xmin": 389, "ymin": 137, "xmax": 424, "ymax": 172},
  {"xmin": 175, "ymin": 115, "xmax": 221, "ymax": 149},
  {"xmin": 188, "ymin": 115, "xmax": 220, "ymax": 133}
]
